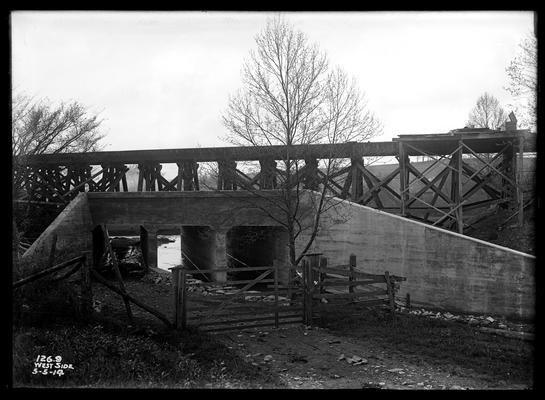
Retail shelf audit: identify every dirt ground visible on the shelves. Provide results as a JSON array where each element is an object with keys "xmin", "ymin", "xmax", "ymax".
[{"xmin": 90, "ymin": 268, "xmax": 534, "ymax": 390}]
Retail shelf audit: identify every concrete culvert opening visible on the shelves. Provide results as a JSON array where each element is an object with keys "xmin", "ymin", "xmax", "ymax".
[{"xmin": 226, "ymin": 226, "xmax": 288, "ymax": 284}]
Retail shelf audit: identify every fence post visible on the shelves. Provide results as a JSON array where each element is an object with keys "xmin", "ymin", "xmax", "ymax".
[
  {"xmin": 349, "ymin": 254, "xmax": 356, "ymax": 295},
  {"xmin": 303, "ymin": 260, "xmax": 312, "ymax": 326},
  {"xmin": 319, "ymin": 256, "xmax": 327, "ymax": 294},
  {"xmin": 385, "ymin": 271, "xmax": 395, "ymax": 314},
  {"xmin": 171, "ymin": 266, "xmax": 187, "ymax": 330},
  {"xmin": 303, "ymin": 253, "xmax": 321, "ymax": 327},
  {"xmin": 79, "ymin": 251, "xmax": 93, "ymax": 319},
  {"xmin": 273, "ymin": 260, "xmax": 279, "ymax": 329}
]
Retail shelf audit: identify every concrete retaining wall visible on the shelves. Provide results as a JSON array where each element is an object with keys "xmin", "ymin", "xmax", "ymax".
[
  {"xmin": 312, "ymin": 196, "xmax": 535, "ymax": 320},
  {"xmin": 19, "ymin": 192, "xmax": 94, "ymax": 276}
]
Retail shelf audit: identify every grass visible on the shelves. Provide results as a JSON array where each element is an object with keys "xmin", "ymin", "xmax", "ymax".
[
  {"xmin": 318, "ymin": 304, "xmax": 534, "ymax": 385},
  {"xmin": 12, "ymin": 314, "xmax": 283, "ymax": 388}
]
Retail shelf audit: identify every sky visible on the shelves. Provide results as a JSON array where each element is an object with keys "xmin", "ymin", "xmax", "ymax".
[{"xmin": 11, "ymin": 11, "xmax": 535, "ymax": 152}]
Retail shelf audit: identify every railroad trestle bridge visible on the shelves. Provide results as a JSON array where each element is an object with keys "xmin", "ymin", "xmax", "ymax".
[{"xmin": 15, "ymin": 125, "xmax": 535, "ymax": 235}]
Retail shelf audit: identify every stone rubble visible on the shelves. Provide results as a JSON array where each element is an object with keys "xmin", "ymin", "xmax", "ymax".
[{"xmin": 396, "ymin": 302, "xmax": 532, "ymax": 334}]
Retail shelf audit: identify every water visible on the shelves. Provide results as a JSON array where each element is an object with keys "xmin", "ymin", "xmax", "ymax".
[{"xmin": 157, "ymin": 235, "xmax": 181, "ymax": 272}]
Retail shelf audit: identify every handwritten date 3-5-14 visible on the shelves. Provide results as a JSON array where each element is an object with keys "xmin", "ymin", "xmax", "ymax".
[{"xmin": 32, "ymin": 355, "xmax": 74, "ymax": 376}]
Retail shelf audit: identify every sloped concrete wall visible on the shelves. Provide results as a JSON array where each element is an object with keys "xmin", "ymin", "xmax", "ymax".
[
  {"xmin": 19, "ymin": 192, "xmax": 94, "ymax": 277},
  {"xmin": 312, "ymin": 197, "xmax": 535, "ymax": 320}
]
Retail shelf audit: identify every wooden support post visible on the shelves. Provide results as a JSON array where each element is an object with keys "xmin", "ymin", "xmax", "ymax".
[
  {"xmin": 137, "ymin": 164, "xmax": 144, "ymax": 191},
  {"xmin": 350, "ymin": 158, "xmax": 363, "ymax": 202},
  {"xmin": 456, "ymin": 139, "xmax": 464, "ymax": 234},
  {"xmin": 501, "ymin": 140, "xmax": 517, "ymax": 212},
  {"xmin": 259, "ymin": 158, "xmax": 277, "ymax": 189},
  {"xmin": 274, "ymin": 260, "xmax": 280, "ymax": 329},
  {"xmin": 79, "ymin": 251, "xmax": 93, "ymax": 318},
  {"xmin": 406, "ymin": 293, "xmax": 411, "ymax": 310},
  {"xmin": 517, "ymin": 136, "xmax": 525, "ymax": 227},
  {"xmin": 176, "ymin": 162, "xmax": 183, "ymax": 191},
  {"xmin": 103, "ymin": 225, "xmax": 134, "ymax": 324},
  {"xmin": 349, "ymin": 254, "xmax": 356, "ymax": 295},
  {"xmin": 398, "ymin": 142, "xmax": 409, "ymax": 216},
  {"xmin": 303, "ymin": 158, "xmax": 319, "ymax": 190}
]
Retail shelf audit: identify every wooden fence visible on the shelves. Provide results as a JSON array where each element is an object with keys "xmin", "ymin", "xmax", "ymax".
[
  {"xmin": 171, "ymin": 262, "xmax": 304, "ymax": 333},
  {"xmin": 172, "ymin": 253, "xmax": 406, "ymax": 331},
  {"xmin": 13, "ymin": 251, "xmax": 93, "ymax": 317},
  {"xmin": 14, "ymin": 229, "xmax": 405, "ymax": 333},
  {"xmin": 301, "ymin": 253, "xmax": 406, "ymax": 325}
]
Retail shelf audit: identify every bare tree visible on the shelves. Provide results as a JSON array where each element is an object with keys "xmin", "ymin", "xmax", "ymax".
[
  {"xmin": 12, "ymin": 93, "xmax": 105, "ymax": 248},
  {"xmin": 467, "ymin": 92, "xmax": 508, "ymax": 130},
  {"xmin": 12, "ymin": 93, "xmax": 104, "ymax": 158},
  {"xmin": 505, "ymin": 33, "xmax": 537, "ymax": 131},
  {"xmin": 221, "ymin": 17, "xmax": 381, "ymax": 268}
]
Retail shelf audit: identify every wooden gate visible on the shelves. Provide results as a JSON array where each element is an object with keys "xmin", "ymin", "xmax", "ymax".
[
  {"xmin": 301, "ymin": 253, "xmax": 406, "ymax": 325},
  {"xmin": 171, "ymin": 254, "xmax": 405, "ymax": 332},
  {"xmin": 171, "ymin": 263, "xmax": 304, "ymax": 333}
]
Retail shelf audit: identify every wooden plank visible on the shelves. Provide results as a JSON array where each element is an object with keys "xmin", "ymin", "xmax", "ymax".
[
  {"xmin": 313, "ymin": 291, "xmax": 388, "ymax": 300},
  {"xmin": 187, "ymin": 266, "xmax": 273, "ymax": 273},
  {"xmin": 314, "ymin": 298, "xmax": 388, "ymax": 308},
  {"xmin": 13, "ymin": 255, "xmax": 85, "ymax": 288},
  {"xmin": 317, "ymin": 266, "xmax": 384, "ymax": 280},
  {"xmin": 196, "ymin": 312, "xmax": 304, "ymax": 327},
  {"xmin": 194, "ymin": 278, "xmax": 275, "ymax": 287},
  {"xmin": 316, "ymin": 280, "xmax": 387, "ymax": 288},
  {"xmin": 201, "ymin": 318, "xmax": 303, "ymax": 333},
  {"xmin": 189, "ymin": 307, "xmax": 304, "ymax": 319}
]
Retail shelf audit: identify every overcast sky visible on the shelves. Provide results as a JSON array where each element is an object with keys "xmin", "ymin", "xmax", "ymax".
[{"xmin": 11, "ymin": 11, "xmax": 535, "ymax": 152}]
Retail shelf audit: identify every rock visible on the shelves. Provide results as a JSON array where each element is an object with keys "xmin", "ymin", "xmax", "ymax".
[
  {"xmin": 379, "ymin": 382, "xmax": 385, "ymax": 386},
  {"xmin": 328, "ymin": 339, "xmax": 341, "ymax": 344},
  {"xmin": 264, "ymin": 355, "xmax": 273, "ymax": 362},
  {"xmin": 387, "ymin": 368, "xmax": 404, "ymax": 373},
  {"xmin": 498, "ymin": 324, "xmax": 507, "ymax": 329},
  {"xmin": 468, "ymin": 318, "xmax": 479, "ymax": 326},
  {"xmin": 486, "ymin": 317, "xmax": 495, "ymax": 323},
  {"xmin": 321, "ymin": 298, "xmax": 329, "ymax": 303},
  {"xmin": 450, "ymin": 385, "xmax": 465, "ymax": 390},
  {"xmin": 330, "ymin": 374, "xmax": 340, "ymax": 379},
  {"xmin": 444, "ymin": 312, "xmax": 454, "ymax": 319},
  {"xmin": 338, "ymin": 354, "xmax": 346, "ymax": 361},
  {"xmin": 417, "ymin": 382, "xmax": 424, "ymax": 387}
]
